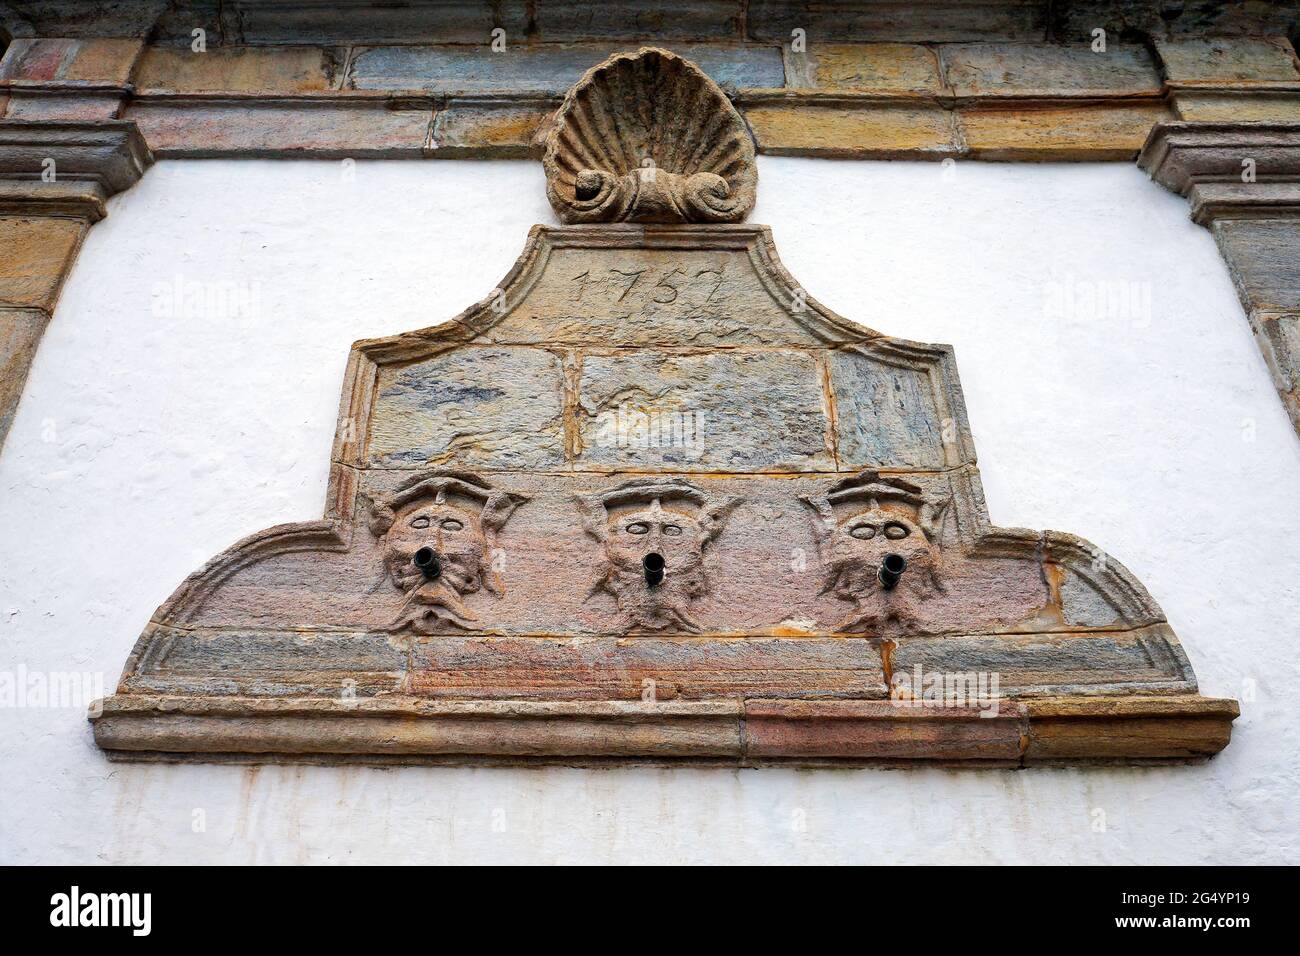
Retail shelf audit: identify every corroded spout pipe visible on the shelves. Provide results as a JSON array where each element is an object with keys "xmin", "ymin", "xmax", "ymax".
[
  {"xmin": 643, "ymin": 552, "xmax": 665, "ymax": 587},
  {"xmin": 878, "ymin": 553, "xmax": 906, "ymax": 590},
  {"xmin": 413, "ymin": 547, "xmax": 442, "ymax": 581}
]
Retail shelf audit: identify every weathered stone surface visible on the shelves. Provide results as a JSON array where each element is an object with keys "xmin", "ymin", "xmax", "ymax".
[
  {"xmin": 1173, "ymin": 92, "xmax": 1300, "ymax": 123},
  {"xmin": 1213, "ymin": 218, "xmax": 1300, "ymax": 312},
  {"xmin": 93, "ymin": 696, "xmax": 746, "ymax": 761},
  {"xmin": 961, "ymin": 102, "xmax": 1171, "ymax": 160},
  {"xmin": 746, "ymin": 101, "xmax": 959, "ymax": 158},
  {"xmin": 800, "ymin": 43, "xmax": 944, "ymax": 94},
  {"xmin": 1156, "ymin": 37, "xmax": 1300, "ymax": 85},
  {"xmin": 0, "ymin": 306, "xmax": 47, "ymax": 438},
  {"xmin": 224, "ymin": 0, "xmax": 507, "ymax": 45},
  {"xmin": 90, "ymin": 693, "xmax": 1237, "ymax": 765},
  {"xmin": 0, "ymin": 216, "xmax": 86, "ymax": 310},
  {"xmin": 367, "ymin": 345, "xmax": 568, "ymax": 470},
  {"xmin": 744, "ymin": 699, "xmax": 1027, "ymax": 761},
  {"xmin": 132, "ymin": 46, "xmax": 341, "ymax": 94},
  {"xmin": 829, "ymin": 346, "xmax": 959, "ymax": 469},
  {"xmin": 943, "ymin": 43, "xmax": 1161, "ymax": 98},
  {"xmin": 576, "ymin": 349, "xmax": 834, "ymax": 471},
  {"xmin": 889, "ymin": 626, "xmax": 1195, "ymax": 697},
  {"xmin": 1024, "ymin": 695, "xmax": 1239, "ymax": 762},
  {"xmin": 0, "ymin": 37, "xmax": 143, "ymax": 84},
  {"xmin": 2, "ymin": 91, "xmax": 123, "ymax": 121},
  {"xmin": 125, "ymin": 100, "xmax": 430, "ymax": 157},
  {"xmin": 1188, "ymin": 182, "xmax": 1300, "ymax": 225},
  {"xmin": 349, "ymin": 43, "xmax": 783, "ymax": 94},
  {"xmin": 747, "ymin": 0, "xmax": 1048, "ymax": 42},
  {"xmin": 0, "ymin": 121, "xmax": 151, "ymax": 449},
  {"xmin": 121, "ymin": 627, "xmax": 408, "ymax": 698},
  {"xmin": 1051, "ymin": 1, "xmax": 1299, "ymax": 41},
  {"xmin": 1252, "ymin": 310, "xmax": 1300, "ymax": 393},
  {"xmin": 476, "ymin": 231, "xmax": 863, "ymax": 347},
  {"xmin": 429, "ymin": 103, "xmax": 551, "ymax": 157},
  {"xmin": 410, "ymin": 636, "xmax": 888, "ymax": 699},
  {"xmin": 534, "ymin": 1, "xmax": 744, "ymax": 41}
]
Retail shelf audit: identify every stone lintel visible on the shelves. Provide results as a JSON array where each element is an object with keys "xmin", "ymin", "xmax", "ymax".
[{"xmin": 89, "ymin": 693, "xmax": 1238, "ymax": 766}]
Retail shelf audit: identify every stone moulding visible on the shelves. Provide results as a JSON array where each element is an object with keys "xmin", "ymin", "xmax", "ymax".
[
  {"xmin": 93, "ymin": 695, "xmax": 1237, "ymax": 767},
  {"xmin": 0, "ymin": 119, "xmax": 153, "ymax": 220},
  {"xmin": 90, "ymin": 220, "xmax": 1238, "ymax": 766}
]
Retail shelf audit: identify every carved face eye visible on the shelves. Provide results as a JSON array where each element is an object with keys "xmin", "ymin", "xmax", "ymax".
[
  {"xmin": 849, "ymin": 523, "xmax": 876, "ymax": 540},
  {"xmin": 626, "ymin": 522, "xmax": 650, "ymax": 535},
  {"xmin": 663, "ymin": 524, "xmax": 683, "ymax": 537},
  {"xmin": 884, "ymin": 522, "xmax": 910, "ymax": 540},
  {"xmin": 441, "ymin": 518, "xmax": 464, "ymax": 532},
  {"xmin": 410, "ymin": 516, "xmax": 431, "ymax": 529}
]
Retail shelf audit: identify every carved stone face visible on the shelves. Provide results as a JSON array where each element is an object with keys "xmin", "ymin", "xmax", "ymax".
[
  {"xmin": 369, "ymin": 472, "xmax": 528, "ymax": 634},
  {"xmin": 606, "ymin": 502, "xmax": 707, "ymax": 579},
  {"xmin": 826, "ymin": 509, "xmax": 935, "ymax": 594},
  {"xmin": 578, "ymin": 480, "xmax": 740, "ymax": 634},
  {"xmin": 802, "ymin": 472, "xmax": 951, "ymax": 637},
  {"xmin": 383, "ymin": 499, "xmax": 487, "ymax": 598}
]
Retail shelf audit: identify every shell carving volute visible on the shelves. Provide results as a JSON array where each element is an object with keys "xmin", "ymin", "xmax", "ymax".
[{"xmin": 542, "ymin": 47, "xmax": 757, "ymax": 224}]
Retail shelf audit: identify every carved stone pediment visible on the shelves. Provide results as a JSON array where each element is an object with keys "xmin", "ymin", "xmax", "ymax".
[{"xmin": 92, "ymin": 50, "xmax": 1237, "ymax": 766}]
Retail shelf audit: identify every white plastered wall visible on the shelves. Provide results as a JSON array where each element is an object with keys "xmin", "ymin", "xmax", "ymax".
[{"xmin": 1, "ymin": 158, "xmax": 1297, "ymax": 864}]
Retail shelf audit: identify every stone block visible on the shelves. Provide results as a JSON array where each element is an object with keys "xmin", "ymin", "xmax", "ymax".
[
  {"xmin": 1024, "ymin": 696, "xmax": 1239, "ymax": 762},
  {"xmin": 889, "ymin": 626, "xmax": 1196, "ymax": 696},
  {"xmin": 227, "ymin": 1, "xmax": 506, "ymax": 45},
  {"xmin": 0, "ymin": 38, "xmax": 142, "ymax": 85},
  {"xmin": 125, "ymin": 100, "xmax": 431, "ymax": 157},
  {"xmin": 429, "ymin": 103, "xmax": 551, "ymax": 157},
  {"xmin": 960, "ymin": 102, "xmax": 1171, "ymax": 160},
  {"xmin": 1174, "ymin": 92, "xmax": 1300, "ymax": 123},
  {"xmin": 801, "ymin": 42, "xmax": 943, "ymax": 94},
  {"xmin": 1156, "ymin": 37, "xmax": 1300, "ymax": 84},
  {"xmin": 121, "ymin": 627, "xmax": 408, "ymax": 698},
  {"xmin": 1213, "ymin": 218, "xmax": 1300, "ymax": 312},
  {"xmin": 943, "ymin": 43, "xmax": 1161, "ymax": 98},
  {"xmin": 533, "ymin": 1, "xmax": 744, "ymax": 40},
  {"xmin": 744, "ymin": 699, "xmax": 1027, "ymax": 761},
  {"xmin": 2, "ymin": 92, "xmax": 123, "ymax": 121},
  {"xmin": 829, "ymin": 347, "xmax": 952, "ymax": 468},
  {"xmin": 132, "ymin": 46, "xmax": 342, "ymax": 94},
  {"xmin": 1251, "ymin": 309, "xmax": 1300, "ymax": 393},
  {"xmin": 349, "ymin": 43, "xmax": 784, "ymax": 94},
  {"xmin": 367, "ymin": 345, "xmax": 568, "ymax": 470},
  {"xmin": 411, "ymin": 636, "xmax": 888, "ymax": 700},
  {"xmin": 575, "ymin": 348, "xmax": 835, "ymax": 471},
  {"xmin": 0, "ymin": 216, "xmax": 87, "ymax": 311},
  {"xmin": 478, "ymin": 239, "xmax": 848, "ymax": 348},
  {"xmin": 746, "ymin": 102, "xmax": 959, "ymax": 157}
]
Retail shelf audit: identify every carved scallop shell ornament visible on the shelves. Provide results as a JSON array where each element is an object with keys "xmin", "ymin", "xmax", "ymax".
[{"xmin": 542, "ymin": 47, "xmax": 757, "ymax": 224}]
